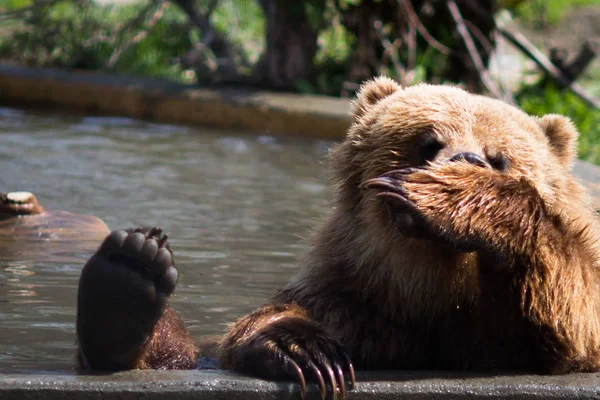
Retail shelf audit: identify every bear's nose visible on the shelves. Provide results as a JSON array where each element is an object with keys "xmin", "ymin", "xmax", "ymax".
[{"xmin": 448, "ymin": 152, "xmax": 489, "ymax": 168}]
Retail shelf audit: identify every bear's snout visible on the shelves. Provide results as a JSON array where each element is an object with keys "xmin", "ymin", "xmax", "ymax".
[{"xmin": 448, "ymin": 152, "xmax": 489, "ymax": 168}]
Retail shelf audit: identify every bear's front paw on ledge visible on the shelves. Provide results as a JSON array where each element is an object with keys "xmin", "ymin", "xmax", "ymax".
[
  {"xmin": 224, "ymin": 318, "xmax": 355, "ymax": 400},
  {"xmin": 77, "ymin": 227, "xmax": 178, "ymax": 370}
]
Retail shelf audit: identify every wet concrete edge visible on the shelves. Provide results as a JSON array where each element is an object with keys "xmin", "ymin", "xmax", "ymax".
[
  {"xmin": 0, "ymin": 64, "xmax": 350, "ymax": 141},
  {"xmin": 1, "ymin": 64, "xmax": 600, "ymax": 398},
  {"xmin": 1, "ymin": 370, "xmax": 600, "ymax": 399}
]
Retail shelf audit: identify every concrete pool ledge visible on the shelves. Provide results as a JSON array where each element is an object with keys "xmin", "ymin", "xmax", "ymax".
[
  {"xmin": 0, "ymin": 64, "xmax": 350, "ymax": 141},
  {"xmin": 2, "ymin": 370, "xmax": 600, "ymax": 399}
]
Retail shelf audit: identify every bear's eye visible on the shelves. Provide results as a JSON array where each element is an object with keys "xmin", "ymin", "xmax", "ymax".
[
  {"xmin": 488, "ymin": 153, "xmax": 510, "ymax": 171},
  {"xmin": 418, "ymin": 134, "xmax": 444, "ymax": 165}
]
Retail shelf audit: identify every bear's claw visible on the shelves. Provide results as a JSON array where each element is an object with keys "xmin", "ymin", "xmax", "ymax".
[
  {"xmin": 281, "ymin": 340, "xmax": 354, "ymax": 400},
  {"xmin": 361, "ymin": 168, "xmax": 457, "ymax": 246},
  {"xmin": 361, "ymin": 168, "xmax": 422, "ymax": 219},
  {"xmin": 241, "ymin": 318, "xmax": 355, "ymax": 400}
]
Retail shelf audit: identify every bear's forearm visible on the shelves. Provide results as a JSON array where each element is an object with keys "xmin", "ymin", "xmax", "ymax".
[
  {"xmin": 218, "ymin": 301, "xmax": 353, "ymax": 395},
  {"xmin": 133, "ymin": 308, "xmax": 199, "ymax": 370},
  {"xmin": 469, "ymin": 185, "xmax": 600, "ymax": 371},
  {"xmin": 78, "ymin": 307, "xmax": 198, "ymax": 371},
  {"xmin": 516, "ymin": 221, "xmax": 600, "ymax": 372},
  {"xmin": 218, "ymin": 302, "xmax": 354, "ymax": 397},
  {"xmin": 218, "ymin": 303, "xmax": 311, "ymax": 369}
]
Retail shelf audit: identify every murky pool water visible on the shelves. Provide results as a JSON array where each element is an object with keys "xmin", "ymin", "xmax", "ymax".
[{"xmin": 0, "ymin": 107, "xmax": 332, "ymax": 374}]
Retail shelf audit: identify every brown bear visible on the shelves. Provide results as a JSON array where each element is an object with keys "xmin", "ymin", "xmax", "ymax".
[
  {"xmin": 76, "ymin": 77, "xmax": 600, "ymax": 400},
  {"xmin": 0, "ymin": 191, "xmax": 110, "ymax": 262}
]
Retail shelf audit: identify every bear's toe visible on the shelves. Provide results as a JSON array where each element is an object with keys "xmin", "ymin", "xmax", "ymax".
[
  {"xmin": 91, "ymin": 227, "xmax": 178, "ymax": 297},
  {"xmin": 123, "ymin": 231, "xmax": 146, "ymax": 254},
  {"xmin": 101, "ymin": 229, "xmax": 128, "ymax": 253},
  {"xmin": 158, "ymin": 265, "xmax": 178, "ymax": 294}
]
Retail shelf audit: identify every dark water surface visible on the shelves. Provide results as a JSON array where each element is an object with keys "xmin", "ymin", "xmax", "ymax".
[{"xmin": 0, "ymin": 107, "xmax": 332, "ymax": 373}]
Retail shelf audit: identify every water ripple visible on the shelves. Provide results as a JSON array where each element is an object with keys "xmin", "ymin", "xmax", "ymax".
[{"xmin": 0, "ymin": 109, "xmax": 332, "ymax": 372}]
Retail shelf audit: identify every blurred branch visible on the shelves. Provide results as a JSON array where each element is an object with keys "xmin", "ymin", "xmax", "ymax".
[
  {"xmin": 464, "ymin": 20, "xmax": 494, "ymax": 55},
  {"xmin": 0, "ymin": 0, "xmax": 58, "ymax": 21},
  {"xmin": 550, "ymin": 39, "xmax": 599, "ymax": 82},
  {"xmin": 499, "ymin": 27, "xmax": 600, "ymax": 110},
  {"xmin": 464, "ymin": 19, "xmax": 515, "ymax": 104},
  {"xmin": 446, "ymin": 0, "xmax": 508, "ymax": 102},
  {"xmin": 374, "ymin": 20, "xmax": 407, "ymax": 84},
  {"xmin": 172, "ymin": 0, "xmax": 241, "ymax": 78},
  {"xmin": 114, "ymin": 0, "xmax": 165, "ymax": 41},
  {"xmin": 175, "ymin": 0, "xmax": 218, "ymax": 48},
  {"xmin": 106, "ymin": 0, "xmax": 169, "ymax": 69},
  {"xmin": 397, "ymin": 0, "xmax": 451, "ymax": 55},
  {"xmin": 493, "ymin": 31, "xmax": 517, "ymax": 105},
  {"xmin": 455, "ymin": 0, "xmax": 495, "ymax": 28}
]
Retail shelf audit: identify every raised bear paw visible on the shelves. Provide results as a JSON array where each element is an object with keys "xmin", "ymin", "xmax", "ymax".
[
  {"xmin": 77, "ymin": 227, "xmax": 178, "ymax": 370},
  {"xmin": 362, "ymin": 164, "xmax": 519, "ymax": 251},
  {"xmin": 227, "ymin": 317, "xmax": 355, "ymax": 400}
]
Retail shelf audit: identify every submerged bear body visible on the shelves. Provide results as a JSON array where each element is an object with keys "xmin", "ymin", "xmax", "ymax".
[
  {"xmin": 76, "ymin": 78, "xmax": 600, "ymax": 399},
  {"xmin": 0, "ymin": 191, "xmax": 109, "ymax": 262}
]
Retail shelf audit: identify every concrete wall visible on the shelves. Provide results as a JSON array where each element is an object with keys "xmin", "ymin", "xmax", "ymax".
[{"xmin": 0, "ymin": 64, "xmax": 349, "ymax": 141}]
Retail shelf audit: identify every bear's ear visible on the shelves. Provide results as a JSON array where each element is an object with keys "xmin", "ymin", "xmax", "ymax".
[
  {"xmin": 350, "ymin": 76, "xmax": 401, "ymax": 121},
  {"xmin": 537, "ymin": 114, "xmax": 579, "ymax": 168}
]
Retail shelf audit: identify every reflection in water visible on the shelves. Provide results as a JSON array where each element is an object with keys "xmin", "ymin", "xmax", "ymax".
[
  {"xmin": 5, "ymin": 264, "xmax": 44, "ymax": 306},
  {"xmin": 0, "ymin": 107, "xmax": 331, "ymax": 373},
  {"xmin": 6, "ymin": 265, "xmax": 35, "ymax": 276},
  {"xmin": 6, "ymin": 264, "xmax": 38, "ymax": 303}
]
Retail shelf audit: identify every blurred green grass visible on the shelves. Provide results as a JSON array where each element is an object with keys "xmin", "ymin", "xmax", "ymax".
[
  {"xmin": 518, "ymin": 84, "xmax": 600, "ymax": 164},
  {"xmin": 514, "ymin": 0, "xmax": 599, "ymax": 27}
]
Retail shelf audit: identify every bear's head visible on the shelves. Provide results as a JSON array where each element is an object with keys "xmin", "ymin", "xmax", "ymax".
[{"xmin": 329, "ymin": 77, "xmax": 584, "ymax": 234}]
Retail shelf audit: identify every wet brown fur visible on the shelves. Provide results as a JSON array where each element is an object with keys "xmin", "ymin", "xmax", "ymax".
[
  {"xmin": 132, "ymin": 308, "xmax": 198, "ymax": 370},
  {"xmin": 77, "ymin": 307, "xmax": 198, "ymax": 370},
  {"xmin": 80, "ymin": 78, "xmax": 600, "ymax": 378},
  {"xmin": 219, "ymin": 77, "xmax": 600, "ymax": 374}
]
